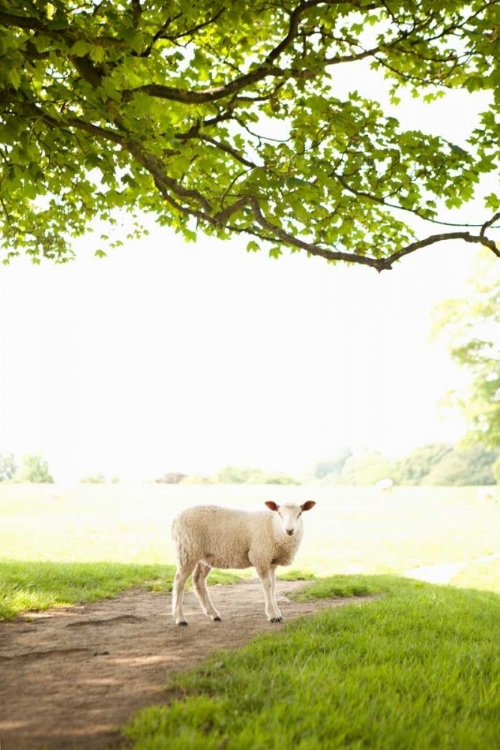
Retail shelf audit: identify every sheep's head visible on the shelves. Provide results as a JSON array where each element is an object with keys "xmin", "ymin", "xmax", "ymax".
[{"xmin": 265, "ymin": 500, "xmax": 316, "ymax": 536}]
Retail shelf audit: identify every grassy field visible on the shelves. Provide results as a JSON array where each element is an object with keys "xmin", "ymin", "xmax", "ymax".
[
  {"xmin": 1, "ymin": 483, "xmax": 500, "ymax": 748},
  {"xmin": 1, "ymin": 482, "xmax": 499, "ymax": 572},
  {"xmin": 1, "ymin": 482, "xmax": 499, "ymax": 618},
  {"xmin": 125, "ymin": 575, "xmax": 500, "ymax": 750}
]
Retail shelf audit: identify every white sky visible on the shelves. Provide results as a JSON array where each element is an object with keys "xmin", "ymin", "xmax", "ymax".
[
  {"xmin": 0, "ymin": 66, "xmax": 495, "ymax": 484},
  {"xmin": 0, "ymin": 232, "xmax": 475, "ymax": 483}
]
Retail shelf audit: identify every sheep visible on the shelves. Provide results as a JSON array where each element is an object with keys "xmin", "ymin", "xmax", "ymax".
[
  {"xmin": 477, "ymin": 487, "xmax": 495, "ymax": 502},
  {"xmin": 375, "ymin": 478, "xmax": 394, "ymax": 492},
  {"xmin": 171, "ymin": 500, "xmax": 316, "ymax": 626}
]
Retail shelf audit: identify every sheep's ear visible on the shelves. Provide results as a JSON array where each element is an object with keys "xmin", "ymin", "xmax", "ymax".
[
  {"xmin": 265, "ymin": 501, "xmax": 279, "ymax": 512},
  {"xmin": 301, "ymin": 500, "xmax": 316, "ymax": 512}
]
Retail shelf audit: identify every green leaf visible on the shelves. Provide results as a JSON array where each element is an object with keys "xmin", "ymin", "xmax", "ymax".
[
  {"xmin": 71, "ymin": 40, "xmax": 92, "ymax": 57},
  {"xmin": 90, "ymin": 46, "xmax": 106, "ymax": 64},
  {"xmin": 269, "ymin": 247, "xmax": 283, "ymax": 259}
]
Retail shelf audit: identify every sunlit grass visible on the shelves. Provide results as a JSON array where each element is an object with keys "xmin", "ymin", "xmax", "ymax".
[
  {"xmin": 2, "ymin": 485, "xmax": 500, "ymax": 747},
  {"xmin": 1, "ymin": 484, "xmax": 499, "ymax": 573},
  {"xmin": 452, "ymin": 556, "xmax": 500, "ymax": 594},
  {"xmin": 125, "ymin": 575, "xmax": 500, "ymax": 750},
  {"xmin": 0, "ymin": 560, "xmax": 172, "ymax": 621},
  {"xmin": 1, "ymin": 483, "xmax": 500, "ymax": 621},
  {"xmin": 0, "ymin": 561, "xmax": 242, "ymax": 621}
]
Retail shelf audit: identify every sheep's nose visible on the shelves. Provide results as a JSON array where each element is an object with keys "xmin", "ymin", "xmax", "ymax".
[{"xmin": 286, "ymin": 529, "xmax": 294, "ymax": 536}]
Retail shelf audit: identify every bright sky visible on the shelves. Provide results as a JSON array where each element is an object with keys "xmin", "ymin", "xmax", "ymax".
[
  {"xmin": 0, "ymin": 66, "xmax": 494, "ymax": 484},
  {"xmin": 0, "ymin": 230, "xmax": 474, "ymax": 484}
]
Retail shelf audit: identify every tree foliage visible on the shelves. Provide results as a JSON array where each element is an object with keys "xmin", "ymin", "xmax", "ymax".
[
  {"xmin": 155, "ymin": 471, "xmax": 187, "ymax": 484},
  {"xmin": 423, "ymin": 445, "xmax": 498, "ymax": 486},
  {"xmin": 310, "ymin": 448, "xmax": 352, "ymax": 481},
  {"xmin": 493, "ymin": 455, "xmax": 500, "ymax": 484},
  {"xmin": 392, "ymin": 443, "xmax": 454, "ymax": 485},
  {"xmin": 340, "ymin": 449, "xmax": 392, "ymax": 485},
  {"xmin": 1, "ymin": 1, "xmax": 500, "ymax": 267},
  {"xmin": 14, "ymin": 453, "xmax": 54, "ymax": 483},
  {"xmin": 0, "ymin": 452, "xmax": 16, "ymax": 481},
  {"xmin": 79, "ymin": 471, "xmax": 107, "ymax": 483},
  {"xmin": 433, "ymin": 252, "xmax": 500, "ymax": 447},
  {"xmin": 314, "ymin": 442, "xmax": 498, "ymax": 485},
  {"xmin": 214, "ymin": 465, "xmax": 300, "ymax": 485}
]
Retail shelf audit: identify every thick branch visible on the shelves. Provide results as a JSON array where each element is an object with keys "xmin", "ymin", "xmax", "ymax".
[
  {"xmin": 124, "ymin": 67, "xmax": 286, "ymax": 105},
  {"xmin": 128, "ymin": 148, "xmax": 213, "ymax": 213},
  {"xmin": 266, "ymin": 0, "xmax": 329, "ymax": 64},
  {"xmin": 481, "ymin": 211, "xmax": 500, "ymax": 237},
  {"xmin": 381, "ymin": 232, "xmax": 500, "ymax": 269},
  {"xmin": 0, "ymin": 11, "xmax": 48, "ymax": 32},
  {"xmin": 210, "ymin": 196, "xmax": 500, "ymax": 269}
]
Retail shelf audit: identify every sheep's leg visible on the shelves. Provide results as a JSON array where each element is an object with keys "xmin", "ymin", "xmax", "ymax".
[
  {"xmin": 172, "ymin": 561, "xmax": 197, "ymax": 626},
  {"xmin": 269, "ymin": 566, "xmax": 283, "ymax": 621},
  {"xmin": 256, "ymin": 565, "xmax": 283, "ymax": 623},
  {"xmin": 192, "ymin": 562, "xmax": 222, "ymax": 621}
]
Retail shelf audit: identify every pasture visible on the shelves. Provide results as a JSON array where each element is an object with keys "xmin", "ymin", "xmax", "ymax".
[
  {"xmin": 1, "ymin": 482, "xmax": 499, "ymax": 584},
  {"xmin": 2, "ymin": 483, "xmax": 500, "ymax": 749}
]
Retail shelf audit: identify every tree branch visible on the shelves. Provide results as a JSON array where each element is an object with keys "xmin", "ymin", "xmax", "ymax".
[
  {"xmin": 0, "ymin": 11, "xmax": 48, "ymax": 32},
  {"xmin": 381, "ymin": 232, "xmax": 500, "ymax": 268},
  {"xmin": 176, "ymin": 132, "xmax": 258, "ymax": 169},
  {"xmin": 481, "ymin": 211, "xmax": 500, "ymax": 237},
  {"xmin": 124, "ymin": 67, "xmax": 285, "ymax": 105}
]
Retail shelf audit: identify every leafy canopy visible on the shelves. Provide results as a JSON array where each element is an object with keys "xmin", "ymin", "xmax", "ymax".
[{"xmin": 1, "ymin": 0, "xmax": 500, "ymax": 267}]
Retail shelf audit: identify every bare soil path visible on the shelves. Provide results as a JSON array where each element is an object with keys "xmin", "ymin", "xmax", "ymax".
[{"xmin": 0, "ymin": 580, "xmax": 363, "ymax": 750}]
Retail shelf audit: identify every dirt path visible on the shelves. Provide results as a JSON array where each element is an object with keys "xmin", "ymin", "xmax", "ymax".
[{"xmin": 0, "ymin": 580, "xmax": 364, "ymax": 750}]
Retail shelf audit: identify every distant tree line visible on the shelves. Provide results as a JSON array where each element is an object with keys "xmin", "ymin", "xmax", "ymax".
[
  {"xmin": 0, "ymin": 454, "xmax": 54, "ymax": 483},
  {"xmin": 3, "ymin": 444, "xmax": 498, "ymax": 487},
  {"xmin": 155, "ymin": 466, "xmax": 300, "ymax": 486},
  {"xmin": 156, "ymin": 444, "xmax": 499, "ymax": 487},
  {"xmin": 309, "ymin": 444, "xmax": 500, "ymax": 487},
  {"xmin": 79, "ymin": 473, "xmax": 121, "ymax": 484}
]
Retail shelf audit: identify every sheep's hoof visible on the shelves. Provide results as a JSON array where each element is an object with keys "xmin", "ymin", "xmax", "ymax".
[
  {"xmin": 177, "ymin": 620, "xmax": 188, "ymax": 626},
  {"xmin": 270, "ymin": 616, "xmax": 283, "ymax": 623},
  {"xmin": 213, "ymin": 616, "xmax": 222, "ymax": 621}
]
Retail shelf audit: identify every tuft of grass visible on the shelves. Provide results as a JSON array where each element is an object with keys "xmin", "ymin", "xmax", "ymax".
[
  {"xmin": 278, "ymin": 569, "xmax": 316, "ymax": 582},
  {"xmin": 291, "ymin": 572, "xmax": 395, "ymax": 600},
  {"xmin": 124, "ymin": 575, "xmax": 500, "ymax": 750},
  {"xmin": 206, "ymin": 570, "xmax": 244, "ymax": 585},
  {"xmin": 0, "ymin": 560, "xmax": 242, "ymax": 621}
]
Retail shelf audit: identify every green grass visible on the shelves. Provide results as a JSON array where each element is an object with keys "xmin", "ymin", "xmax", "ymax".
[
  {"xmin": 1, "ymin": 486, "xmax": 500, "ymax": 748},
  {"xmin": 0, "ymin": 560, "xmax": 241, "ymax": 621},
  {"xmin": 1, "ymin": 484, "xmax": 499, "ymax": 574},
  {"xmin": 277, "ymin": 569, "xmax": 316, "ymax": 582},
  {"xmin": 124, "ymin": 575, "xmax": 500, "ymax": 750},
  {"xmin": 0, "ymin": 561, "xmax": 173, "ymax": 621}
]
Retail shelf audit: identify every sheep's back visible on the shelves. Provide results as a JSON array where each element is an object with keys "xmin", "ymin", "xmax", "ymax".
[{"xmin": 172, "ymin": 505, "xmax": 270, "ymax": 569}]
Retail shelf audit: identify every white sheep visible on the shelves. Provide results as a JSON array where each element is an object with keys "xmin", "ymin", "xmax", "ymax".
[
  {"xmin": 375, "ymin": 478, "xmax": 394, "ymax": 492},
  {"xmin": 171, "ymin": 500, "xmax": 316, "ymax": 626},
  {"xmin": 477, "ymin": 487, "xmax": 495, "ymax": 501}
]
